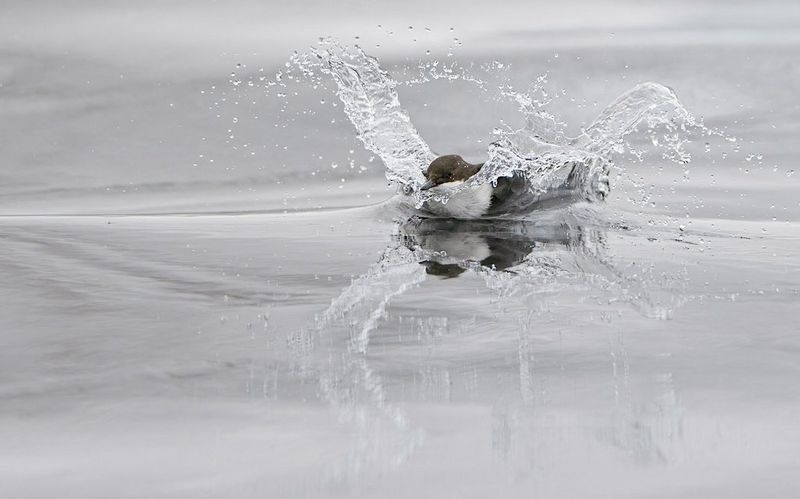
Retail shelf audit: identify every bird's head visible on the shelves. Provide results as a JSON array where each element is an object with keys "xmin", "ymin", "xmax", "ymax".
[{"xmin": 421, "ymin": 155, "xmax": 483, "ymax": 190}]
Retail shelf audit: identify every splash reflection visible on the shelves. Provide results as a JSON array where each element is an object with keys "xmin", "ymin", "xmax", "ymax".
[{"xmin": 290, "ymin": 213, "xmax": 689, "ymax": 484}]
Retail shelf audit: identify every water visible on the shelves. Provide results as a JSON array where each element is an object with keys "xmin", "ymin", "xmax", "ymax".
[{"xmin": 2, "ymin": 2, "xmax": 800, "ymax": 498}]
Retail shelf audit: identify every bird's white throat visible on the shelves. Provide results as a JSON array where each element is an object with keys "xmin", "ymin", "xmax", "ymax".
[{"xmin": 424, "ymin": 181, "xmax": 492, "ymax": 219}]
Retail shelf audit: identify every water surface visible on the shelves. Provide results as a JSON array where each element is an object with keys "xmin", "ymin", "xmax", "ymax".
[{"xmin": 2, "ymin": 2, "xmax": 800, "ymax": 498}]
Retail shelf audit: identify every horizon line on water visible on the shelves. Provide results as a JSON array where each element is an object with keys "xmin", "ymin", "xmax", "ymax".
[{"xmin": 0, "ymin": 204, "xmax": 388, "ymax": 220}]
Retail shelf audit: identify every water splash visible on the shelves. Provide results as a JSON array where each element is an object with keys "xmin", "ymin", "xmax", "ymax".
[
  {"xmin": 302, "ymin": 38, "xmax": 433, "ymax": 188},
  {"xmin": 239, "ymin": 38, "xmax": 730, "ymax": 217},
  {"xmin": 288, "ymin": 39, "xmax": 722, "ymax": 214}
]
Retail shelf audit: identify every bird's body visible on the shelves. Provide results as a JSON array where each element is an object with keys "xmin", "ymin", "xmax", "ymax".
[
  {"xmin": 423, "ymin": 181, "xmax": 493, "ymax": 219},
  {"xmin": 419, "ymin": 154, "xmax": 600, "ymax": 219}
]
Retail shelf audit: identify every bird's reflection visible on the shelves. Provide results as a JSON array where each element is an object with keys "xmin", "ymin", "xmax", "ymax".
[{"xmin": 399, "ymin": 217, "xmax": 583, "ymax": 278}]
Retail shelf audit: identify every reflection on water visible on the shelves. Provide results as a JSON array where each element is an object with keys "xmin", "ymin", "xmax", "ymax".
[
  {"xmin": 402, "ymin": 217, "xmax": 574, "ymax": 276},
  {"xmin": 1, "ymin": 208, "xmax": 797, "ymax": 497},
  {"xmin": 289, "ymin": 211, "xmax": 689, "ymax": 484}
]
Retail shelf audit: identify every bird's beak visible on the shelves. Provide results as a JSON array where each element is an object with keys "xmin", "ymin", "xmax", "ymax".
[{"xmin": 420, "ymin": 179, "xmax": 435, "ymax": 191}]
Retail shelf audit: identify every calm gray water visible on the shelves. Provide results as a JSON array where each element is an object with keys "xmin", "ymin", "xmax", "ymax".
[{"xmin": 2, "ymin": 1, "xmax": 799, "ymax": 498}]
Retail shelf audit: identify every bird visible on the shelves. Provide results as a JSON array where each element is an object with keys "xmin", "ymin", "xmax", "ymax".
[{"xmin": 418, "ymin": 154, "xmax": 600, "ymax": 219}]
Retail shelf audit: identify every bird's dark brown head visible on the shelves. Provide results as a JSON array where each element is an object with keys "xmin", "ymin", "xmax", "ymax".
[{"xmin": 421, "ymin": 155, "xmax": 483, "ymax": 190}]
